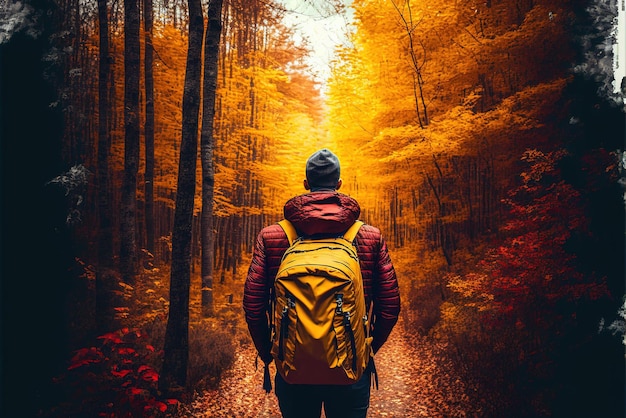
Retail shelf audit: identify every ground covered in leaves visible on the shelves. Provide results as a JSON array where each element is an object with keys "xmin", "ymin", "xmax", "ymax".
[{"xmin": 175, "ymin": 320, "xmax": 479, "ymax": 417}]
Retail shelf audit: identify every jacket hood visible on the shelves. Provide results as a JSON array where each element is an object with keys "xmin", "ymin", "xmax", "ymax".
[{"xmin": 283, "ymin": 192, "xmax": 361, "ymax": 236}]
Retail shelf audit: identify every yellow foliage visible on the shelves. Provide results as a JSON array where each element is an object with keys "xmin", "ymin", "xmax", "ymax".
[{"xmin": 446, "ymin": 273, "xmax": 494, "ymax": 312}]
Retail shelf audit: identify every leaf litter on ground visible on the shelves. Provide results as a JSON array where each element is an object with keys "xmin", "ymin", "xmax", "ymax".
[{"xmin": 175, "ymin": 318, "xmax": 478, "ymax": 417}]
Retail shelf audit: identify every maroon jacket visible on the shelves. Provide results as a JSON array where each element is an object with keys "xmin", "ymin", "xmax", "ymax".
[{"xmin": 243, "ymin": 191, "xmax": 400, "ymax": 364}]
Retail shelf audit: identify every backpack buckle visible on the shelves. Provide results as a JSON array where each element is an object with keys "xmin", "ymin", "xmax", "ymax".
[
  {"xmin": 335, "ymin": 293, "xmax": 344, "ymax": 314},
  {"xmin": 283, "ymin": 294, "xmax": 295, "ymax": 315}
]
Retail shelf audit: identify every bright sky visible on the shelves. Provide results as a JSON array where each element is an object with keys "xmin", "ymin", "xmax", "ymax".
[
  {"xmin": 279, "ymin": 0, "xmax": 625, "ymax": 100},
  {"xmin": 278, "ymin": 0, "xmax": 354, "ymax": 92}
]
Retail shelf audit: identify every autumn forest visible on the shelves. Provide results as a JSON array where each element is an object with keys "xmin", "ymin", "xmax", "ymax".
[{"xmin": 1, "ymin": 0, "xmax": 625, "ymax": 416}]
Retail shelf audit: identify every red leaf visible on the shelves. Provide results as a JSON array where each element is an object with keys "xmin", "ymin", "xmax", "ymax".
[
  {"xmin": 145, "ymin": 344, "xmax": 155, "ymax": 352},
  {"xmin": 137, "ymin": 365, "xmax": 149, "ymax": 373},
  {"xmin": 68, "ymin": 359, "xmax": 96, "ymax": 370},
  {"xmin": 71, "ymin": 347, "xmax": 91, "ymax": 357},
  {"xmin": 156, "ymin": 401, "xmax": 168, "ymax": 412},
  {"xmin": 143, "ymin": 400, "xmax": 168, "ymax": 413},
  {"xmin": 98, "ymin": 332, "xmax": 123, "ymax": 344},
  {"xmin": 127, "ymin": 387, "xmax": 144, "ymax": 396},
  {"xmin": 117, "ymin": 347, "xmax": 136, "ymax": 355},
  {"xmin": 111, "ymin": 369, "xmax": 132, "ymax": 378},
  {"xmin": 71, "ymin": 346, "xmax": 102, "ymax": 360},
  {"xmin": 68, "ymin": 347, "xmax": 103, "ymax": 369},
  {"xmin": 141, "ymin": 370, "xmax": 159, "ymax": 382}
]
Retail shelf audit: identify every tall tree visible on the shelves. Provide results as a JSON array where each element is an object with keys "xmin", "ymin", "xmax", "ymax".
[
  {"xmin": 144, "ymin": 0, "xmax": 156, "ymax": 258},
  {"xmin": 200, "ymin": 0, "xmax": 224, "ymax": 317},
  {"xmin": 159, "ymin": 0, "xmax": 205, "ymax": 392},
  {"xmin": 95, "ymin": 0, "xmax": 116, "ymax": 332},
  {"xmin": 119, "ymin": 0, "xmax": 141, "ymax": 281},
  {"xmin": 392, "ymin": 0, "xmax": 429, "ymax": 127}
]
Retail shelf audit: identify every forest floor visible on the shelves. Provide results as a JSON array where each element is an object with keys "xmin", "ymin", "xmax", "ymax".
[{"xmin": 174, "ymin": 318, "xmax": 478, "ymax": 418}]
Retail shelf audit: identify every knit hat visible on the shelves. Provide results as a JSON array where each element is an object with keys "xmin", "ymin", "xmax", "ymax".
[{"xmin": 306, "ymin": 148, "xmax": 341, "ymax": 190}]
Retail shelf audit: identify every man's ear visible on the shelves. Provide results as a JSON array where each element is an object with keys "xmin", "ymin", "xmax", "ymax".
[
  {"xmin": 304, "ymin": 179, "xmax": 311, "ymax": 190},
  {"xmin": 336, "ymin": 179, "xmax": 342, "ymax": 190}
]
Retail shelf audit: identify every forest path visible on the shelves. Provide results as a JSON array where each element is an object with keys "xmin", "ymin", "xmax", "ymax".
[{"xmin": 176, "ymin": 319, "xmax": 476, "ymax": 417}]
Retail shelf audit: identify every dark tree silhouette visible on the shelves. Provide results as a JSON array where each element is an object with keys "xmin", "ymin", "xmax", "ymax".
[
  {"xmin": 144, "ymin": 0, "xmax": 156, "ymax": 258},
  {"xmin": 95, "ymin": 0, "xmax": 117, "ymax": 332},
  {"xmin": 119, "ymin": 0, "xmax": 140, "ymax": 282},
  {"xmin": 159, "ymin": 0, "xmax": 204, "ymax": 392},
  {"xmin": 200, "ymin": 0, "xmax": 225, "ymax": 317}
]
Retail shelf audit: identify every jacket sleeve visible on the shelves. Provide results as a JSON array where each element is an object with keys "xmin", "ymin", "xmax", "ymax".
[
  {"xmin": 371, "ymin": 234, "xmax": 400, "ymax": 354},
  {"xmin": 243, "ymin": 229, "xmax": 273, "ymax": 364}
]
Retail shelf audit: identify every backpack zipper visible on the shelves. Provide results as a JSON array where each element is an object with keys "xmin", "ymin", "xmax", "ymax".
[
  {"xmin": 343, "ymin": 311, "xmax": 357, "ymax": 371},
  {"xmin": 278, "ymin": 294, "xmax": 295, "ymax": 361},
  {"xmin": 336, "ymin": 293, "xmax": 358, "ymax": 372}
]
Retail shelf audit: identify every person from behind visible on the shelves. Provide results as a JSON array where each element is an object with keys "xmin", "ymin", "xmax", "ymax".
[{"xmin": 244, "ymin": 148, "xmax": 400, "ymax": 418}]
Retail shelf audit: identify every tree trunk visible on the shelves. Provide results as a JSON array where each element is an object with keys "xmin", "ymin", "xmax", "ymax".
[
  {"xmin": 392, "ymin": 0, "xmax": 429, "ymax": 128},
  {"xmin": 119, "ymin": 0, "xmax": 141, "ymax": 282},
  {"xmin": 144, "ymin": 0, "xmax": 156, "ymax": 260},
  {"xmin": 159, "ymin": 0, "xmax": 204, "ymax": 394},
  {"xmin": 95, "ymin": 0, "xmax": 117, "ymax": 333},
  {"xmin": 200, "ymin": 0, "xmax": 224, "ymax": 317},
  {"xmin": 425, "ymin": 156, "xmax": 454, "ymax": 267}
]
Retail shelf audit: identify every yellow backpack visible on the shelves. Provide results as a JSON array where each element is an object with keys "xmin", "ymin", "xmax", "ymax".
[{"xmin": 270, "ymin": 219, "xmax": 372, "ymax": 385}]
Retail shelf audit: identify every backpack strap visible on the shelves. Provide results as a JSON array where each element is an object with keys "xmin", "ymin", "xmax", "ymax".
[
  {"xmin": 343, "ymin": 221, "xmax": 364, "ymax": 243},
  {"xmin": 278, "ymin": 219, "xmax": 363, "ymax": 244},
  {"xmin": 278, "ymin": 219, "xmax": 298, "ymax": 245}
]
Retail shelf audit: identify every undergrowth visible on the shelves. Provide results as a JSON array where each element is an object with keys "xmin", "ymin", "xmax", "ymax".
[{"xmin": 43, "ymin": 256, "xmax": 250, "ymax": 417}]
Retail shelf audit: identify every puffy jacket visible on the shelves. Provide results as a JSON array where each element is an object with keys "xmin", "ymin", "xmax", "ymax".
[{"xmin": 243, "ymin": 191, "xmax": 400, "ymax": 364}]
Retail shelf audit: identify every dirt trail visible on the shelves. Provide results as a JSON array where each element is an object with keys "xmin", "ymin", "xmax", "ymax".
[
  {"xmin": 368, "ymin": 326, "xmax": 474, "ymax": 417},
  {"xmin": 176, "ymin": 322, "xmax": 475, "ymax": 417}
]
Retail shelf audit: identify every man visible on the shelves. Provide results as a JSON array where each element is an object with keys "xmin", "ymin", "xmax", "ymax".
[{"xmin": 243, "ymin": 148, "xmax": 400, "ymax": 418}]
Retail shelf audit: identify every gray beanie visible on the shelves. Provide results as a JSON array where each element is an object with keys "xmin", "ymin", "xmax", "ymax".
[{"xmin": 306, "ymin": 148, "xmax": 341, "ymax": 190}]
